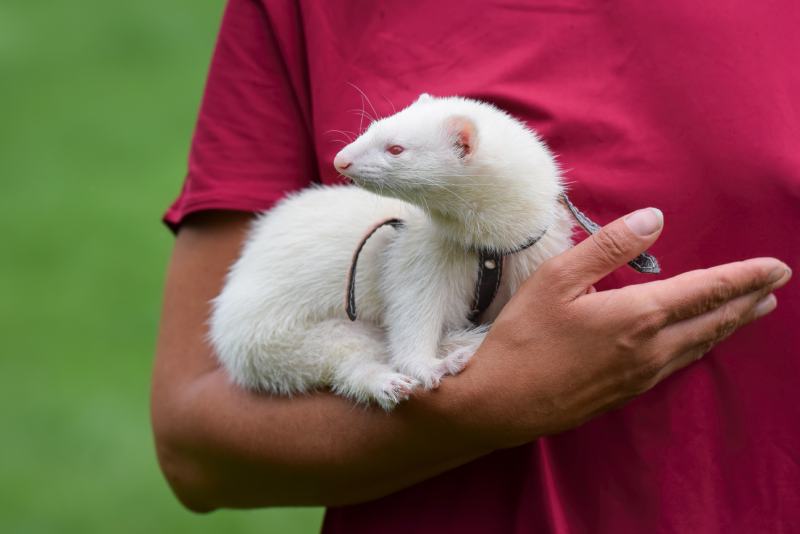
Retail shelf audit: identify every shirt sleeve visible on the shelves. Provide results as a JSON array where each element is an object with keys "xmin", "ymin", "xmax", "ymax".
[{"xmin": 163, "ymin": 0, "xmax": 317, "ymax": 231}]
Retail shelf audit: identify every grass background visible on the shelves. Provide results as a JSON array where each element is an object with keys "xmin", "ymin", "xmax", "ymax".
[{"xmin": 0, "ymin": 0, "xmax": 324, "ymax": 531}]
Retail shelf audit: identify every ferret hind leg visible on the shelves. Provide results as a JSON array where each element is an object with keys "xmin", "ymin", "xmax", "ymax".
[
  {"xmin": 226, "ymin": 319, "xmax": 414, "ymax": 410},
  {"xmin": 310, "ymin": 319, "xmax": 420, "ymax": 411}
]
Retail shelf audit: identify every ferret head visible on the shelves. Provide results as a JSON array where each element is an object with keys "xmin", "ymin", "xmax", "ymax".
[{"xmin": 334, "ymin": 94, "xmax": 562, "ymax": 249}]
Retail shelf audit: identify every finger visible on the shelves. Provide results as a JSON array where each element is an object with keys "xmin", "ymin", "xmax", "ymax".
[
  {"xmin": 544, "ymin": 208, "xmax": 663, "ymax": 297},
  {"xmin": 649, "ymin": 294, "xmax": 777, "ymax": 385},
  {"xmin": 631, "ymin": 258, "xmax": 790, "ymax": 325},
  {"xmin": 656, "ymin": 291, "xmax": 778, "ymax": 371},
  {"xmin": 651, "ymin": 346, "xmax": 706, "ymax": 385}
]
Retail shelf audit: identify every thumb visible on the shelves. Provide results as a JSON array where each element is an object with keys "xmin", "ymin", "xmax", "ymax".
[{"xmin": 546, "ymin": 207, "xmax": 664, "ymax": 296}]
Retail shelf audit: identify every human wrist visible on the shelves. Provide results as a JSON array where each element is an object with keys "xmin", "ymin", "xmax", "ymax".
[{"xmin": 400, "ymin": 345, "xmax": 509, "ymax": 453}]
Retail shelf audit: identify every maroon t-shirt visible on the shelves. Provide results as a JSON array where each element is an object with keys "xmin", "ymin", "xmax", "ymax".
[{"xmin": 166, "ymin": 1, "xmax": 800, "ymax": 531}]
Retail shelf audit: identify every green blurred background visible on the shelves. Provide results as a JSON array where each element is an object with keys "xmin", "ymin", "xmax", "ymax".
[{"xmin": 0, "ymin": 0, "xmax": 323, "ymax": 531}]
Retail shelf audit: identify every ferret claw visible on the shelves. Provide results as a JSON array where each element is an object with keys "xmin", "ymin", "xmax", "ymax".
[
  {"xmin": 439, "ymin": 348, "xmax": 473, "ymax": 376},
  {"xmin": 373, "ymin": 373, "xmax": 420, "ymax": 410}
]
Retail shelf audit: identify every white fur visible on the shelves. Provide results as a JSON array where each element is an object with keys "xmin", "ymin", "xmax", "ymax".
[{"xmin": 210, "ymin": 95, "xmax": 573, "ymax": 410}]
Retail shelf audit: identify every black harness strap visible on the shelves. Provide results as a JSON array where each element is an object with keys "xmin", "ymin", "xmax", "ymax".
[
  {"xmin": 467, "ymin": 250, "xmax": 503, "ymax": 324},
  {"xmin": 467, "ymin": 231, "xmax": 546, "ymax": 323},
  {"xmin": 560, "ymin": 193, "xmax": 661, "ymax": 274},
  {"xmin": 346, "ymin": 218, "xmax": 404, "ymax": 321},
  {"xmin": 345, "ymin": 193, "xmax": 660, "ymax": 324}
]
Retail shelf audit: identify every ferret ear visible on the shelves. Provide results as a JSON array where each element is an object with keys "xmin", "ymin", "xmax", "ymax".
[
  {"xmin": 445, "ymin": 116, "xmax": 478, "ymax": 159},
  {"xmin": 417, "ymin": 93, "xmax": 433, "ymax": 102}
]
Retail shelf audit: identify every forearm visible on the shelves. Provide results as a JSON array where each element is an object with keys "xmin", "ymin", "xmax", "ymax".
[
  {"xmin": 151, "ymin": 212, "xmax": 495, "ymax": 511},
  {"xmin": 151, "ymin": 210, "xmax": 788, "ymax": 513},
  {"xmin": 152, "ymin": 366, "xmax": 488, "ymax": 511}
]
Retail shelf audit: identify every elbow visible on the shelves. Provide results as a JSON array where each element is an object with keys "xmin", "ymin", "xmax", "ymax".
[
  {"xmin": 153, "ymin": 432, "xmax": 217, "ymax": 514},
  {"xmin": 151, "ymin": 386, "xmax": 218, "ymax": 514}
]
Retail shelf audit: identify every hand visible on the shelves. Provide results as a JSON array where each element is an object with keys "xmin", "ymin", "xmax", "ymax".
[{"xmin": 454, "ymin": 208, "xmax": 792, "ymax": 448}]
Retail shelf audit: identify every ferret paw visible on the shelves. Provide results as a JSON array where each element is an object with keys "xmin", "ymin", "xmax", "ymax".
[
  {"xmin": 371, "ymin": 372, "xmax": 420, "ymax": 411},
  {"xmin": 438, "ymin": 347, "xmax": 474, "ymax": 376},
  {"xmin": 397, "ymin": 350, "xmax": 473, "ymax": 390},
  {"xmin": 396, "ymin": 361, "xmax": 447, "ymax": 390}
]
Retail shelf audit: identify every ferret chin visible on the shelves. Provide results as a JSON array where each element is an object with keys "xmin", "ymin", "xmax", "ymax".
[{"xmin": 210, "ymin": 94, "xmax": 573, "ymax": 410}]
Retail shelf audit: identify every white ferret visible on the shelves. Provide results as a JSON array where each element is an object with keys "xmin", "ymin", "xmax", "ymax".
[{"xmin": 210, "ymin": 94, "xmax": 574, "ymax": 410}]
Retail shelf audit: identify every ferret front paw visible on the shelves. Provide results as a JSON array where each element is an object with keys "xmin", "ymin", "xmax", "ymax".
[
  {"xmin": 398, "ymin": 350, "xmax": 474, "ymax": 390},
  {"xmin": 370, "ymin": 372, "xmax": 421, "ymax": 411},
  {"xmin": 396, "ymin": 360, "xmax": 448, "ymax": 390},
  {"xmin": 439, "ymin": 347, "xmax": 474, "ymax": 376}
]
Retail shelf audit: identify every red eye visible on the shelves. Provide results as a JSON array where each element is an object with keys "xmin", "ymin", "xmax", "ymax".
[{"xmin": 387, "ymin": 145, "xmax": 405, "ymax": 155}]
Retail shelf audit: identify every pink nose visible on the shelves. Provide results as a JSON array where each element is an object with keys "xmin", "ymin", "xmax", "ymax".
[{"xmin": 334, "ymin": 154, "xmax": 351, "ymax": 171}]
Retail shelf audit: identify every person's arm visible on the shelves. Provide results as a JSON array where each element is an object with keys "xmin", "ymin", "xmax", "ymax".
[{"xmin": 151, "ymin": 208, "xmax": 790, "ymax": 512}]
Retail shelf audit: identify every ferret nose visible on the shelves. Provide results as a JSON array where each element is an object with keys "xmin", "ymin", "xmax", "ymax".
[{"xmin": 334, "ymin": 154, "xmax": 351, "ymax": 171}]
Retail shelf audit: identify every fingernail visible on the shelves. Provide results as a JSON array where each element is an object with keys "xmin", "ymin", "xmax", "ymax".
[
  {"xmin": 768, "ymin": 266, "xmax": 792, "ymax": 285},
  {"xmin": 754, "ymin": 293, "xmax": 777, "ymax": 318},
  {"xmin": 625, "ymin": 208, "xmax": 663, "ymax": 236}
]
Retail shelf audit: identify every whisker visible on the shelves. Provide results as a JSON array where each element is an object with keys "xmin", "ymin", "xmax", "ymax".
[
  {"xmin": 430, "ymin": 183, "xmax": 471, "ymax": 204},
  {"xmin": 348, "ymin": 82, "xmax": 381, "ymax": 124},
  {"xmin": 348, "ymin": 108, "xmax": 378, "ymax": 125},
  {"xmin": 356, "ymin": 101, "xmax": 365, "ymax": 134},
  {"xmin": 336, "ymin": 172, "xmax": 354, "ymax": 185},
  {"xmin": 381, "ymin": 94, "xmax": 397, "ymax": 115},
  {"xmin": 324, "ymin": 129, "xmax": 356, "ymax": 142}
]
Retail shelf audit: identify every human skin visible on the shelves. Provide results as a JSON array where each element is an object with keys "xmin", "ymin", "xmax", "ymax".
[{"xmin": 151, "ymin": 207, "xmax": 791, "ymax": 512}]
